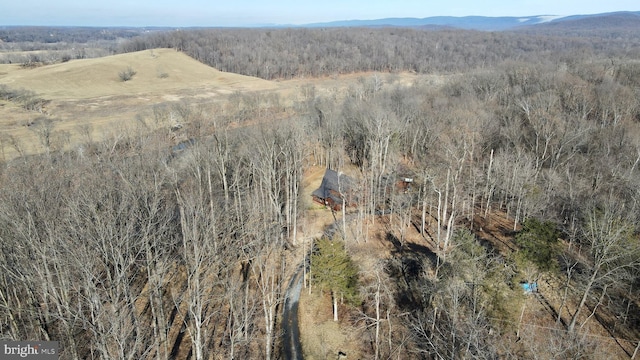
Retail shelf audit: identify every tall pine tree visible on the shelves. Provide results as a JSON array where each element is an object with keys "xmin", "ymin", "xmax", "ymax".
[{"xmin": 311, "ymin": 236, "xmax": 358, "ymax": 321}]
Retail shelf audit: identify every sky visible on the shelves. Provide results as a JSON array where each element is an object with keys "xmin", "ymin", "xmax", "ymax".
[{"xmin": 1, "ymin": 0, "xmax": 638, "ymax": 27}]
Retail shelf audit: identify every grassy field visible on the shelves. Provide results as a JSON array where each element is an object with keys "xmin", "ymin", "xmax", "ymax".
[
  {"xmin": 0, "ymin": 48, "xmax": 280, "ymax": 159},
  {"xmin": 0, "ymin": 48, "xmax": 277, "ymax": 99}
]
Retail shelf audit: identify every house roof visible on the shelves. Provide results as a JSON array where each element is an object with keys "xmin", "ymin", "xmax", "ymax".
[{"xmin": 312, "ymin": 169, "xmax": 353, "ymax": 204}]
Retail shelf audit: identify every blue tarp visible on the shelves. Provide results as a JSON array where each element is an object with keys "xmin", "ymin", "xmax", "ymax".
[{"xmin": 521, "ymin": 282, "xmax": 538, "ymax": 293}]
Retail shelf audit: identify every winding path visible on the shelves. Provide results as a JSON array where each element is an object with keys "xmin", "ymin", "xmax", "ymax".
[
  {"xmin": 282, "ymin": 263, "xmax": 304, "ymax": 360},
  {"xmin": 282, "ymin": 169, "xmax": 353, "ymax": 360}
]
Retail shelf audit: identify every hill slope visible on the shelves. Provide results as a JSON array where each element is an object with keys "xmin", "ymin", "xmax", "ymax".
[
  {"xmin": 0, "ymin": 49, "xmax": 279, "ymax": 160},
  {"xmin": 0, "ymin": 48, "xmax": 277, "ymax": 100}
]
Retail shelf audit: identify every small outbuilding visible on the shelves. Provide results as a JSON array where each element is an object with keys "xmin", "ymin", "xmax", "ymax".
[{"xmin": 397, "ymin": 177, "xmax": 414, "ymax": 193}]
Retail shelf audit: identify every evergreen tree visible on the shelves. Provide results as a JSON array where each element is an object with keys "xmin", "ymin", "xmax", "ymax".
[
  {"xmin": 515, "ymin": 218, "xmax": 561, "ymax": 273},
  {"xmin": 311, "ymin": 236, "xmax": 358, "ymax": 321}
]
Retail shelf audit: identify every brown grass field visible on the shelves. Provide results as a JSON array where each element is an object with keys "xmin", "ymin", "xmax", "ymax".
[
  {"xmin": 0, "ymin": 48, "xmax": 277, "ymax": 99},
  {"xmin": 0, "ymin": 48, "xmax": 280, "ymax": 158}
]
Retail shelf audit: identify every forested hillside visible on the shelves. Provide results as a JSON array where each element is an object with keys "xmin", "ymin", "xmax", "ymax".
[
  {"xmin": 1, "ymin": 25, "xmax": 640, "ymax": 359},
  {"xmin": 120, "ymin": 27, "xmax": 640, "ymax": 79}
]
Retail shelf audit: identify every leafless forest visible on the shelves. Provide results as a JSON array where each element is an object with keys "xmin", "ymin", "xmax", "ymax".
[{"xmin": 1, "ymin": 23, "xmax": 640, "ymax": 359}]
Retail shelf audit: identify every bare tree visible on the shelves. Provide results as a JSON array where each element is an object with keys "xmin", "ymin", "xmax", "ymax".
[{"xmin": 567, "ymin": 201, "xmax": 640, "ymax": 332}]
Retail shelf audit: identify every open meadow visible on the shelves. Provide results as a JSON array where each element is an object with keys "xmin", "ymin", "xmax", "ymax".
[{"xmin": 0, "ymin": 48, "xmax": 281, "ymax": 158}]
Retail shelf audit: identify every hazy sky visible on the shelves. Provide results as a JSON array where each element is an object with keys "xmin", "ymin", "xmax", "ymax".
[{"xmin": 2, "ymin": 0, "xmax": 638, "ymax": 27}]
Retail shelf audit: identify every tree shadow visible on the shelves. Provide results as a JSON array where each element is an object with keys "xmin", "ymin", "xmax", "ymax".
[
  {"xmin": 535, "ymin": 292, "xmax": 566, "ymax": 328},
  {"xmin": 384, "ymin": 231, "xmax": 440, "ymax": 311},
  {"xmin": 587, "ymin": 293, "xmax": 639, "ymax": 357}
]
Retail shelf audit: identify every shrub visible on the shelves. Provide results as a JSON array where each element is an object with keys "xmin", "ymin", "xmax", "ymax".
[
  {"xmin": 156, "ymin": 67, "xmax": 169, "ymax": 79},
  {"xmin": 118, "ymin": 66, "xmax": 137, "ymax": 81}
]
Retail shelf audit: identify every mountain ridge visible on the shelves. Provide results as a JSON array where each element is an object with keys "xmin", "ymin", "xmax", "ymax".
[{"xmin": 295, "ymin": 11, "xmax": 640, "ymax": 31}]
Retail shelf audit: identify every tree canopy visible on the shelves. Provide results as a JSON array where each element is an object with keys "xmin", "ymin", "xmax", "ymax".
[
  {"xmin": 311, "ymin": 236, "xmax": 359, "ymax": 304},
  {"xmin": 515, "ymin": 218, "xmax": 561, "ymax": 273}
]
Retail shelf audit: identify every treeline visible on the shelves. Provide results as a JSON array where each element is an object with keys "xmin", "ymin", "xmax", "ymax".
[
  {"xmin": 0, "ymin": 27, "xmax": 149, "ymax": 64},
  {"xmin": 5, "ymin": 24, "xmax": 640, "ymax": 73},
  {"xmin": 119, "ymin": 27, "xmax": 640, "ymax": 79},
  {"xmin": 0, "ymin": 26, "xmax": 145, "ymax": 45}
]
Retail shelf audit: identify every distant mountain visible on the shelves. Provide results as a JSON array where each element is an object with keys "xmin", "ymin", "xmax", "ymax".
[
  {"xmin": 299, "ymin": 11, "xmax": 640, "ymax": 31},
  {"xmin": 550, "ymin": 11, "xmax": 640, "ymax": 23},
  {"xmin": 512, "ymin": 11, "xmax": 640, "ymax": 37},
  {"xmin": 302, "ymin": 15, "xmax": 563, "ymax": 31}
]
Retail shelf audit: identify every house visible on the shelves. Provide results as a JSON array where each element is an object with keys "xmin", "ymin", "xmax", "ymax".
[{"xmin": 312, "ymin": 169, "xmax": 356, "ymax": 211}]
